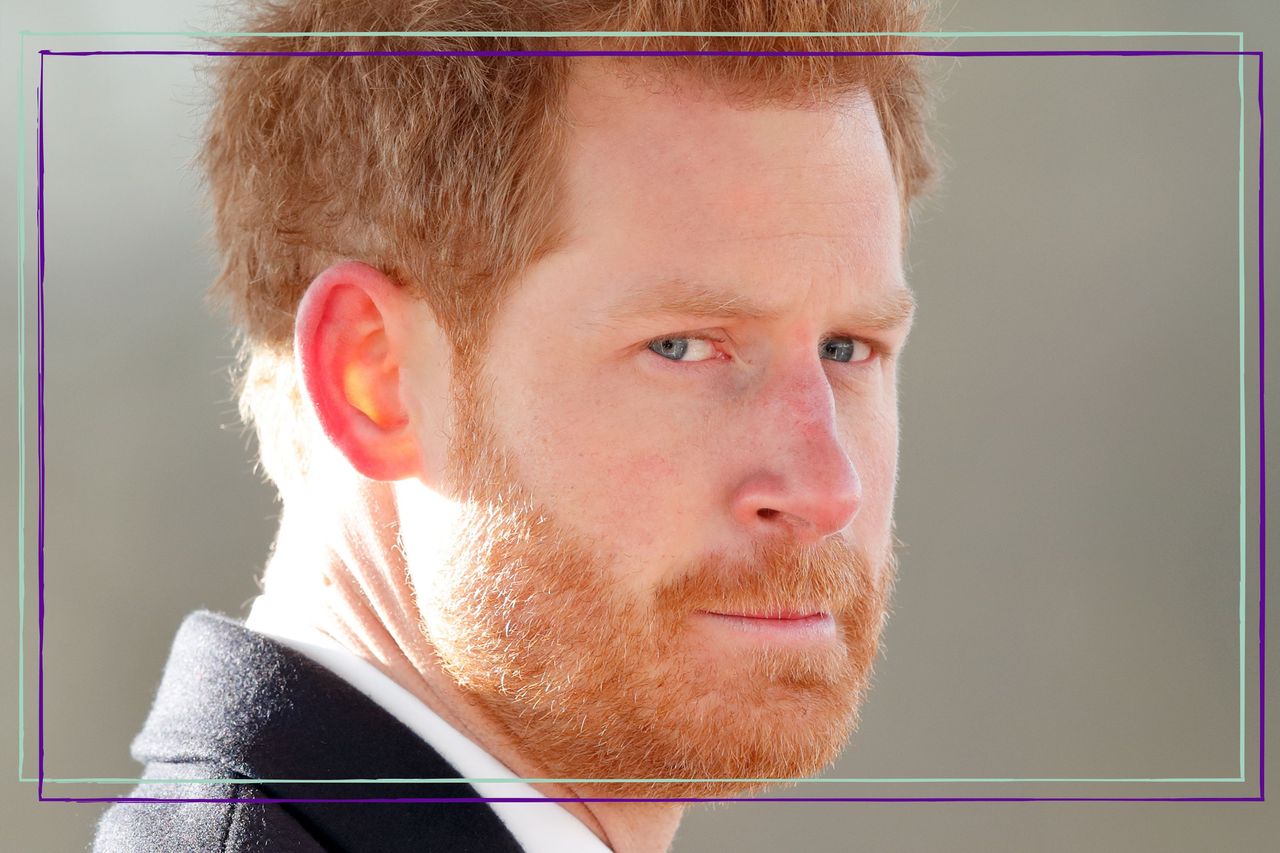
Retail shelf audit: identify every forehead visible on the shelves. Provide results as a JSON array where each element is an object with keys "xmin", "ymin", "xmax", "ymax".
[{"xmin": 548, "ymin": 60, "xmax": 904, "ymax": 314}]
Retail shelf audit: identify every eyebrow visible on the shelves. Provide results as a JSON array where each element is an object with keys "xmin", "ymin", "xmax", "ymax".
[{"xmin": 605, "ymin": 277, "xmax": 918, "ymax": 332}]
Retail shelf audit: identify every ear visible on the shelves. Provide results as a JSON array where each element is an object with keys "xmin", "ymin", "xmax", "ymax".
[{"xmin": 294, "ymin": 261, "xmax": 424, "ymax": 481}]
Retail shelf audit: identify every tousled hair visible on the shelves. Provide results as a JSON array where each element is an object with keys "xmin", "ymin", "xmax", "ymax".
[{"xmin": 203, "ymin": 0, "xmax": 938, "ymax": 494}]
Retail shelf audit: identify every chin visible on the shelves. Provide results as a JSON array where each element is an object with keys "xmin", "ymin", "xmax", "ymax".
[{"xmin": 545, "ymin": 663, "xmax": 869, "ymax": 801}]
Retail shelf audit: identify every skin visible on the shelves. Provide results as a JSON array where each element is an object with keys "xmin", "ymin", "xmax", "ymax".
[{"xmin": 268, "ymin": 61, "xmax": 914, "ymax": 853}]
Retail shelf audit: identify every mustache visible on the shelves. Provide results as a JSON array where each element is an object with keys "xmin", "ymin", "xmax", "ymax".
[{"xmin": 653, "ymin": 537, "xmax": 880, "ymax": 617}]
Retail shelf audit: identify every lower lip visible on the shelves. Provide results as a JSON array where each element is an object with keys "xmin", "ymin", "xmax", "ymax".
[{"xmin": 694, "ymin": 610, "xmax": 837, "ymax": 644}]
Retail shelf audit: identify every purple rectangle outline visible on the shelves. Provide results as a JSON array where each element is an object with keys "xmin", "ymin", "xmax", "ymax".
[{"xmin": 30, "ymin": 47, "xmax": 1266, "ymax": 805}]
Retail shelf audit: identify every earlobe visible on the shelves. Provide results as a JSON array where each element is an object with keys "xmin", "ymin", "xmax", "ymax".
[{"xmin": 294, "ymin": 262, "xmax": 423, "ymax": 481}]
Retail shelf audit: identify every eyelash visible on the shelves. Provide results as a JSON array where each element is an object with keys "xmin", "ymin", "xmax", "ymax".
[{"xmin": 644, "ymin": 332, "xmax": 893, "ymax": 367}]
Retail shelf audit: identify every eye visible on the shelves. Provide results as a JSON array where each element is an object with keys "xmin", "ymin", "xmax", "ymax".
[
  {"xmin": 647, "ymin": 336, "xmax": 721, "ymax": 363},
  {"xmin": 821, "ymin": 337, "xmax": 875, "ymax": 363}
]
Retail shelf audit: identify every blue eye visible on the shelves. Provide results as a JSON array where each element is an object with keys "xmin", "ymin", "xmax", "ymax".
[
  {"xmin": 647, "ymin": 335, "xmax": 875, "ymax": 366},
  {"xmin": 650, "ymin": 338, "xmax": 688, "ymax": 360},
  {"xmin": 822, "ymin": 337, "xmax": 872, "ymax": 363},
  {"xmin": 647, "ymin": 337, "xmax": 718, "ymax": 362}
]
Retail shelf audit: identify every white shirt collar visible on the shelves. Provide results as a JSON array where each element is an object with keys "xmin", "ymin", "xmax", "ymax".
[{"xmin": 244, "ymin": 595, "xmax": 612, "ymax": 853}]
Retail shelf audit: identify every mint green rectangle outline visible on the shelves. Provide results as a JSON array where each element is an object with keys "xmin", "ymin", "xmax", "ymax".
[
  {"xmin": 16, "ymin": 29, "xmax": 1253, "ymax": 789},
  {"xmin": 16, "ymin": 28, "xmax": 28, "ymax": 783}
]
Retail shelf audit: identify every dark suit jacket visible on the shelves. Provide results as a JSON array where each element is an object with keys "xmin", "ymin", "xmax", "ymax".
[{"xmin": 93, "ymin": 611, "xmax": 526, "ymax": 852}]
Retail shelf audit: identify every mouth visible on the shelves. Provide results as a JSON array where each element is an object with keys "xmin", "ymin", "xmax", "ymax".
[
  {"xmin": 693, "ymin": 609, "xmax": 837, "ymax": 643},
  {"xmin": 702, "ymin": 608, "xmax": 827, "ymax": 621}
]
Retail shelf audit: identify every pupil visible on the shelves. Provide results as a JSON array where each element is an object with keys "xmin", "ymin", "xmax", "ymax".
[
  {"xmin": 652, "ymin": 338, "xmax": 688, "ymax": 360},
  {"xmin": 825, "ymin": 340, "xmax": 853, "ymax": 362}
]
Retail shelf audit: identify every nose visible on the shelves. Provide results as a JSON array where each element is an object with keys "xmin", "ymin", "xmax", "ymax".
[{"xmin": 729, "ymin": 377, "xmax": 863, "ymax": 545}]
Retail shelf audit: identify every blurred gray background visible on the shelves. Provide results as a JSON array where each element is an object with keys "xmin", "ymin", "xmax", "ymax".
[{"xmin": 3, "ymin": 0, "xmax": 1277, "ymax": 850}]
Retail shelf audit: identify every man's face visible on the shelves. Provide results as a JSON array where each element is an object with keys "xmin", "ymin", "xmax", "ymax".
[{"xmin": 399, "ymin": 63, "xmax": 912, "ymax": 797}]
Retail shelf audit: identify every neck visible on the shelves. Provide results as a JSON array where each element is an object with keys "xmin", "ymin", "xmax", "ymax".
[{"xmin": 260, "ymin": 481, "xmax": 684, "ymax": 853}]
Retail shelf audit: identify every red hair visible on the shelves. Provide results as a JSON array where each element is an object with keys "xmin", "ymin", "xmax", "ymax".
[{"xmin": 202, "ymin": 0, "xmax": 938, "ymax": 491}]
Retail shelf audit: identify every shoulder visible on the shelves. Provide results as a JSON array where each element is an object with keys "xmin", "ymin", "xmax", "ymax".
[
  {"xmin": 92, "ymin": 613, "xmax": 526, "ymax": 852},
  {"xmin": 91, "ymin": 765, "xmax": 528, "ymax": 853},
  {"xmin": 92, "ymin": 766, "xmax": 324, "ymax": 852}
]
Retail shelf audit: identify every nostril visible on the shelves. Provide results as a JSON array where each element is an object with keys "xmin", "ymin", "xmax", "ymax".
[{"xmin": 757, "ymin": 508, "xmax": 780, "ymax": 520}]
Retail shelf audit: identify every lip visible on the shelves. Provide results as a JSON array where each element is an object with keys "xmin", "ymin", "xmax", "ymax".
[
  {"xmin": 702, "ymin": 609, "xmax": 827, "ymax": 621},
  {"xmin": 694, "ymin": 609, "xmax": 837, "ymax": 643}
]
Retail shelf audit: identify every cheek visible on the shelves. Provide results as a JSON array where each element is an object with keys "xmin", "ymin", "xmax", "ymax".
[
  {"xmin": 480, "ymin": 278, "xmax": 726, "ymax": 556},
  {"xmin": 845, "ymin": 406, "xmax": 901, "ymax": 544},
  {"xmin": 602, "ymin": 450, "xmax": 681, "ymax": 494},
  {"xmin": 566, "ymin": 426, "xmax": 714, "ymax": 557},
  {"xmin": 579, "ymin": 449, "xmax": 697, "ymax": 578},
  {"xmin": 495, "ymin": 370, "xmax": 712, "ymax": 541},
  {"xmin": 859, "ymin": 404, "xmax": 899, "ymax": 477}
]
